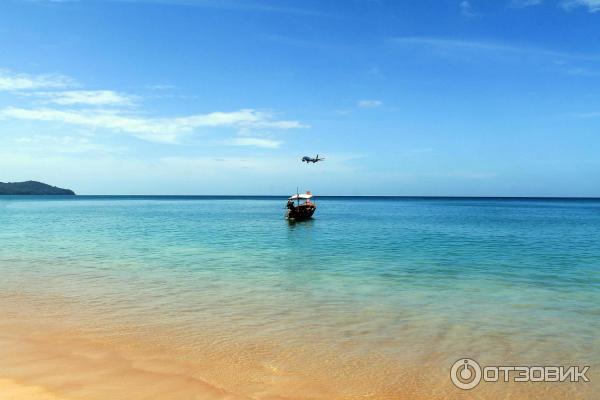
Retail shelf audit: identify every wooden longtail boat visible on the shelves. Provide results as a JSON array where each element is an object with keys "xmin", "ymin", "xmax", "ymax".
[{"xmin": 285, "ymin": 191, "xmax": 316, "ymax": 221}]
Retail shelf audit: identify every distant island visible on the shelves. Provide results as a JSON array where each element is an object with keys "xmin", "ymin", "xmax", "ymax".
[{"xmin": 0, "ymin": 181, "xmax": 75, "ymax": 195}]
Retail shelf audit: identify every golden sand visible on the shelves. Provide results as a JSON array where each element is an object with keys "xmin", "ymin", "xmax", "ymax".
[
  {"xmin": 0, "ymin": 295, "xmax": 596, "ymax": 400},
  {"xmin": 0, "ymin": 323, "xmax": 245, "ymax": 400},
  {"xmin": 0, "ymin": 379, "xmax": 68, "ymax": 400}
]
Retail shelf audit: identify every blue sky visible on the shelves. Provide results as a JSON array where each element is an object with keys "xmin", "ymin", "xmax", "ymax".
[{"xmin": 1, "ymin": 0, "xmax": 599, "ymax": 195}]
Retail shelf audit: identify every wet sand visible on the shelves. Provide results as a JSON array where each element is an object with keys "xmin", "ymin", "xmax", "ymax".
[
  {"xmin": 0, "ymin": 315, "xmax": 249, "ymax": 400},
  {"xmin": 1, "ymin": 293, "xmax": 595, "ymax": 400}
]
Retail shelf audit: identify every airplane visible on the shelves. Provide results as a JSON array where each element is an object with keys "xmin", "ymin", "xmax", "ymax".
[{"xmin": 301, "ymin": 155, "xmax": 325, "ymax": 163}]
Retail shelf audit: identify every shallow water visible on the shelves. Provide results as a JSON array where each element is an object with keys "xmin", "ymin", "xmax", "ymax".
[{"xmin": 0, "ymin": 196, "xmax": 598, "ymax": 399}]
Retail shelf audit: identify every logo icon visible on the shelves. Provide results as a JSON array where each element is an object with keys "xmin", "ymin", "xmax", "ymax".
[{"xmin": 450, "ymin": 358, "xmax": 482, "ymax": 390}]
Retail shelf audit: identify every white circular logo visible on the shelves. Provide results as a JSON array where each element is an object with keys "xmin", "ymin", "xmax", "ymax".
[{"xmin": 450, "ymin": 358, "xmax": 482, "ymax": 390}]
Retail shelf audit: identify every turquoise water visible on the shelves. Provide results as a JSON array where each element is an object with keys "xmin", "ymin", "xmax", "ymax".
[{"xmin": 1, "ymin": 196, "xmax": 599, "ymax": 395}]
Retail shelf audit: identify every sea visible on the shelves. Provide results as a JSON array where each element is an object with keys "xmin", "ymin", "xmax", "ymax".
[{"xmin": 0, "ymin": 196, "xmax": 598, "ymax": 399}]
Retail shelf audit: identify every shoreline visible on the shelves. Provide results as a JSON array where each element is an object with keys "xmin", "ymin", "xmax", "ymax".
[
  {"xmin": 1, "ymin": 295, "xmax": 596, "ymax": 400},
  {"xmin": 1, "ymin": 197, "xmax": 598, "ymax": 399}
]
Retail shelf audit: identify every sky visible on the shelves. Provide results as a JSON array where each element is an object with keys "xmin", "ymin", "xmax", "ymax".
[{"xmin": 1, "ymin": 0, "xmax": 599, "ymax": 196}]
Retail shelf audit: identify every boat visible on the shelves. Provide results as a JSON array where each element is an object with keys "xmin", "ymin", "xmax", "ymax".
[{"xmin": 285, "ymin": 191, "xmax": 316, "ymax": 221}]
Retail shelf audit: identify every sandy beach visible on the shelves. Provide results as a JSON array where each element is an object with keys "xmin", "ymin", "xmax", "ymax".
[{"xmin": 1, "ymin": 291, "xmax": 596, "ymax": 400}]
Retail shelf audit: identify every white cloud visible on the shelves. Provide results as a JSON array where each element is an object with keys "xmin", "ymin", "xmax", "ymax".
[
  {"xmin": 0, "ymin": 69, "xmax": 73, "ymax": 91},
  {"xmin": 0, "ymin": 107, "xmax": 305, "ymax": 143},
  {"xmin": 146, "ymin": 84, "xmax": 176, "ymax": 90},
  {"xmin": 459, "ymin": 1, "xmax": 477, "ymax": 17},
  {"xmin": 357, "ymin": 100, "xmax": 383, "ymax": 108},
  {"xmin": 227, "ymin": 137, "xmax": 282, "ymax": 148},
  {"xmin": 391, "ymin": 36, "xmax": 600, "ymax": 81},
  {"xmin": 562, "ymin": 0, "xmax": 600, "ymax": 12},
  {"xmin": 13, "ymin": 134, "xmax": 121, "ymax": 154},
  {"xmin": 393, "ymin": 37, "xmax": 536, "ymax": 54},
  {"xmin": 35, "ymin": 90, "xmax": 137, "ymax": 106},
  {"xmin": 0, "ymin": 67, "xmax": 306, "ymax": 148},
  {"xmin": 510, "ymin": 0, "xmax": 542, "ymax": 7},
  {"xmin": 565, "ymin": 66, "xmax": 600, "ymax": 76},
  {"xmin": 390, "ymin": 36, "xmax": 596, "ymax": 60}
]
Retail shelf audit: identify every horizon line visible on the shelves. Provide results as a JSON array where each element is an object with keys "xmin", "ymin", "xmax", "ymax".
[{"xmin": 5, "ymin": 194, "xmax": 600, "ymax": 200}]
